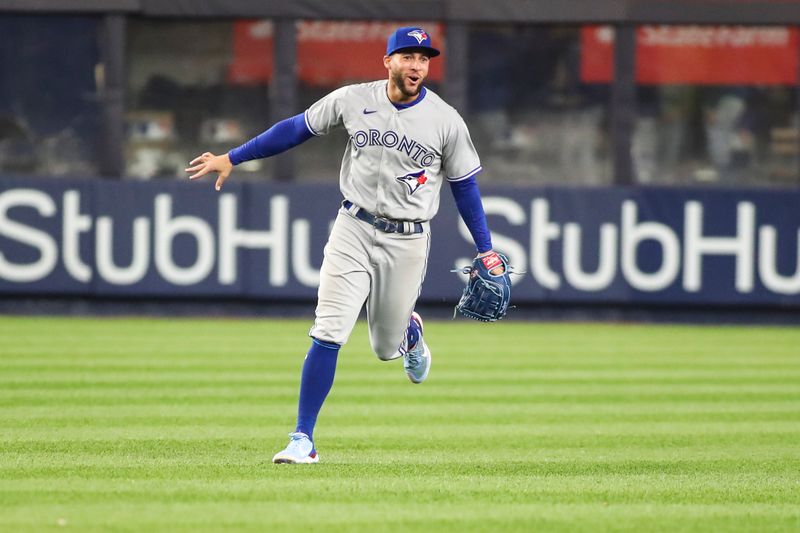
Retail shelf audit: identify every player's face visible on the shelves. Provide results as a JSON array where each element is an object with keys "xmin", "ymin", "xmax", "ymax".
[{"xmin": 384, "ymin": 51, "xmax": 430, "ymax": 100}]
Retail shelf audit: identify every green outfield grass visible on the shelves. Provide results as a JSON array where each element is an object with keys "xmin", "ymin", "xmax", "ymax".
[{"xmin": 1, "ymin": 316, "xmax": 799, "ymax": 532}]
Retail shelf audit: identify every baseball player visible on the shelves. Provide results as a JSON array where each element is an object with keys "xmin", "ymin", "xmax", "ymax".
[{"xmin": 186, "ymin": 26, "xmax": 503, "ymax": 464}]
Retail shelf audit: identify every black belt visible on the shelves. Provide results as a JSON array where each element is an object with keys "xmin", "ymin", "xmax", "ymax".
[{"xmin": 342, "ymin": 200, "xmax": 424, "ymax": 234}]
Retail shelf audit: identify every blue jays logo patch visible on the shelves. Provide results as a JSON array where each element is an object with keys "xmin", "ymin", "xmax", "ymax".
[
  {"xmin": 407, "ymin": 29, "xmax": 429, "ymax": 44},
  {"xmin": 396, "ymin": 170, "xmax": 428, "ymax": 195}
]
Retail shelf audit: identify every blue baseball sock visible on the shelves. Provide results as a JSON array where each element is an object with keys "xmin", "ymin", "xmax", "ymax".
[
  {"xmin": 406, "ymin": 317, "xmax": 421, "ymax": 351},
  {"xmin": 295, "ymin": 338, "xmax": 340, "ymax": 442}
]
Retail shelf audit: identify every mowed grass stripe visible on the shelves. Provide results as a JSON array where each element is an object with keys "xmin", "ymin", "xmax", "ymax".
[
  {"xmin": 3, "ymin": 387, "xmax": 800, "ymax": 407},
  {"xmin": 3, "ymin": 425, "xmax": 800, "ymax": 446},
  {"xmin": 0, "ymin": 502, "xmax": 797, "ymax": 533},
  {"xmin": 2, "ymin": 470, "xmax": 799, "ymax": 504},
  {"xmin": 5, "ymin": 447, "xmax": 799, "ymax": 472},
  {"xmin": 3, "ymin": 427, "xmax": 799, "ymax": 451},
  {"xmin": 3, "ymin": 399, "xmax": 800, "ymax": 417},
  {"xmin": 0, "ymin": 317, "xmax": 798, "ymax": 532},
  {"xmin": 6, "ymin": 370, "xmax": 800, "ymax": 385},
  {"xmin": 5, "ymin": 407, "xmax": 800, "ymax": 428}
]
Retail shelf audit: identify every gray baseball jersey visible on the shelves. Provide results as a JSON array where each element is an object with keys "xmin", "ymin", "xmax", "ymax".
[{"xmin": 303, "ymin": 81, "xmax": 482, "ymax": 222}]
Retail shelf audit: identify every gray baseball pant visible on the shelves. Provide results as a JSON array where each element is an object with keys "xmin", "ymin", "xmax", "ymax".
[{"xmin": 309, "ymin": 208, "xmax": 430, "ymax": 360}]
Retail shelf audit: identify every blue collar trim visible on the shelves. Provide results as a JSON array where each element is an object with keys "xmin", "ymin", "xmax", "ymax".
[{"xmin": 392, "ymin": 86, "xmax": 427, "ymax": 110}]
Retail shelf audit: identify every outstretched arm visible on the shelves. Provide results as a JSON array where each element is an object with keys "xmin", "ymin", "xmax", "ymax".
[
  {"xmin": 186, "ymin": 112, "xmax": 314, "ymax": 191},
  {"xmin": 228, "ymin": 113, "xmax": 314, "ymax": 164}
]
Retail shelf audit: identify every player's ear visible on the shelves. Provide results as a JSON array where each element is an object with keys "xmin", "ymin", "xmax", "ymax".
[{"xmin": 383, "ymin": 55, "xmax": 391, "ymax": 69}]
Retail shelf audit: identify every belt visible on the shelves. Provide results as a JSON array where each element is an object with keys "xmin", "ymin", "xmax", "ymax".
[{"xmin": 342, "ymin": 200, "xmax": 424, "ymax": 234}]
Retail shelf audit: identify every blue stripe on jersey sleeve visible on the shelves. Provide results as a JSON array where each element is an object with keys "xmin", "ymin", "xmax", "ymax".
[
  {"xmin": 448, "ymin": 165, "xmax": 483, "ymax": 182},
  {"xmin": 228, "ymin": 113, "xmax": 314, "ymax": 165},
  {"xmin": 304, "ymin": 110, "xmax": 321, "ymax": 136},
  {"xmin": 449, "ymin": 175, "xmax": 493, "ymax": 254}
]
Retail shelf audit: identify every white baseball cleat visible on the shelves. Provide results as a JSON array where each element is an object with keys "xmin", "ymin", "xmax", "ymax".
[
  {"xmin": 272, "ymin": 432, "xmax": 319, "ymax": 464},
  {"xmin": 403, "ymin": 312, "xmax": 431, "ymax": 384}
]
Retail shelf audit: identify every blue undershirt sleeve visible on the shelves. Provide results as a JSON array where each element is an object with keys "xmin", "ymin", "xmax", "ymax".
[
  {"xmin": 228, "ymin": 113, "xmax": 314, "ymax": 165},
  {"xmin": 449, "ymin": 176, "xmax": 493, "ymax": 253}
]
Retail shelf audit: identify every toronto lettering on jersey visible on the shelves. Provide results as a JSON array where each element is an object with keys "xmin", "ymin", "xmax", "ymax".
[
  {"xmin": 351, "ymin": 129, "xmax": 436, "ymax": 167},
  {"xmin": 0, "ymin": 182, "xmax": 799, "ymax": 304}
]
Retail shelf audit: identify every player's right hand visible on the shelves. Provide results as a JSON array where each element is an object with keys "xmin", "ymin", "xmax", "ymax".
[{"xmin": 185, "ymin": 152, "xmax": 233, "ymax": 191}]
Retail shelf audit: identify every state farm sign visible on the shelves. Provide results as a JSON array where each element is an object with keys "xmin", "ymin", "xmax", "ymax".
[{"xmin": 581, "ymin": 25, "xmax": 799, "ymax": 85}]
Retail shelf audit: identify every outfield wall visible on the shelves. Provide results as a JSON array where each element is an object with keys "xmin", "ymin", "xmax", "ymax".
[{"xmin": 0, "ymin": 178, "xmax": 799, "ymax": 308}]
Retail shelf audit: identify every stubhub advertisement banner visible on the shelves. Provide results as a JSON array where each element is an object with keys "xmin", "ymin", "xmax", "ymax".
[{"xmin": 0, "ymin": 178, "xmax": 799, "ymax": 306}]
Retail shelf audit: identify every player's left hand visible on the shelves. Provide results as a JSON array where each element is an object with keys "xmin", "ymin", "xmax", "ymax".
[
  {"xmin": 452, "ymin": 251, "xmax": 514, "ymax": 322},
  {"xmin": 185, "ymin": 152, "xmax": 233, "ymax": 191},
  {"xmin": 477, "ymin": 250, "xmax": 505, "ymax": 275}
]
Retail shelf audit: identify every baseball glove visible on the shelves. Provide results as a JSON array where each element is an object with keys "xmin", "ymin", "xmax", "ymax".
[{"xmin": 452, "ymin": 251, "xmax": 513, "ymax": 322}]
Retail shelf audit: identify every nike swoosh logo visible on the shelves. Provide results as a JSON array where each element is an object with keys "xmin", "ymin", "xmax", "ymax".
[{"xmin": 363, "ymin": 109, "xmax": 378, "ymax": 115}]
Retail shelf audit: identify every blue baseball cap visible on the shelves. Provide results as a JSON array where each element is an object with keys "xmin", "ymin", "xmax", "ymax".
[{"xmin": 386, "ymin": 26, "xmax": 440, "ymax": 57}]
